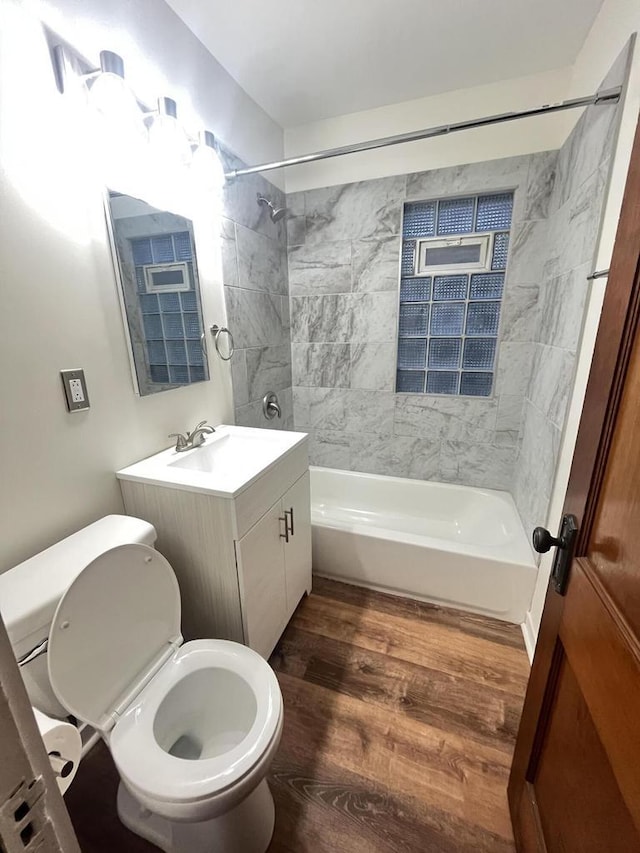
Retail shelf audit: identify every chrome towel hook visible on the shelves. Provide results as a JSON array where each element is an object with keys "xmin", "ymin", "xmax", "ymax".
[{"xmin": 209, "ymin": 325, "xmax": 235, "ymax": 361}]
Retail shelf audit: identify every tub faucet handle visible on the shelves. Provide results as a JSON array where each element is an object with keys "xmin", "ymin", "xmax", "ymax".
[{"xmin": 263, "ymin": 392, "xmax": 282, "ymax": 420}]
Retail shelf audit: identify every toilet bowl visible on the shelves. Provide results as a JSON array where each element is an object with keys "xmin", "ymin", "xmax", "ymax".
[
  {"xmin": 46, "ymin": 542, "xmax": 283, "ymax": 853},
  {"xmin": 111, "ymin": 640, "xmax": 283, "ymax": 822}
]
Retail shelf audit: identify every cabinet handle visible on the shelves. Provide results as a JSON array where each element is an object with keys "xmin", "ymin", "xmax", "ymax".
[
  {"xmin": 279, "ymin": 515, "xmax": 289, "ymax": 543},
  {"xmin": 285, "ymin": 507, "xmax": 294, "ymax": 537}
]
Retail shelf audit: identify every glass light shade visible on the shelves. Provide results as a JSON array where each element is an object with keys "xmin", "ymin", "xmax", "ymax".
[
  {"xmin": 191, "ymin": 140, "xmax": 226, "ymax": 194},
  {"xmin": 87, "ymin": 72, "xmax": 146, "ymax": 142},
  {"xmin": 148, "ymin": 113, "xmax": 192, "ymax": 167}
]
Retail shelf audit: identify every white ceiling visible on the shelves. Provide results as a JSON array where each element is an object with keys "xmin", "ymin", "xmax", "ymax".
[{"xmin": 165, "ymin": 0, "xmax": 604, "ymax": 128}]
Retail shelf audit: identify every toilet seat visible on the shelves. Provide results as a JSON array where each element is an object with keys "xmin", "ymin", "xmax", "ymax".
[
  {"xmin": 48, "ymin": 543, "xmax": 182, "ymax": 731},
  {"xmin": 47, "ymin": 542, "xmax": 283, "ymax": 818},
  {"xmin": 110, "ymin": 639, "xmax": 283, "ymax": 809}
]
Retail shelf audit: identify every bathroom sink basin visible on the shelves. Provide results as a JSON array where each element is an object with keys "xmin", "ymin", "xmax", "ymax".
[
  {"xmin": 169, "ymin": 432, "xmax": 269, "ymax": 476},
  {"xmin": 116, "ymin": 425, "xmax": 308, "ymax": 498}
]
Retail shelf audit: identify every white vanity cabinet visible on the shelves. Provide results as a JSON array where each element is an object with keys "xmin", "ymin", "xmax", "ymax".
[
  {"xmin": 236, "ymin": 472, "xmax": 311, "ymax": 657},
  {"xmin": 117, "ymin": 427, "xmax": 312, "ymax": 660}
]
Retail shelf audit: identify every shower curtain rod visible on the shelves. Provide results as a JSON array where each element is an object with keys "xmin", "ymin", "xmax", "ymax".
[{"xmin": 225, "ymin": 86, "xmax": 622, "ymax": 179}]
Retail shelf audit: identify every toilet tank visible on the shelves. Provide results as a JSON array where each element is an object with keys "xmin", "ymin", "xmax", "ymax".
[{"xmin": 0, "ymin": 514, "xmax": 157, "ymax": 662}]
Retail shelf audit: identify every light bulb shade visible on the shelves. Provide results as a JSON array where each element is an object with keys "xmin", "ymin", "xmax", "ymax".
[
  {"xmin": 87, "ymin": 71, "xmax": 147, "ymax": 142},
  {"xmin": 191, "ymin": 135, "xmax": 226, "ymax": 194},
  {"xmin": 148, "ymin": 111, "xmax": 192, "ymax": 167}
]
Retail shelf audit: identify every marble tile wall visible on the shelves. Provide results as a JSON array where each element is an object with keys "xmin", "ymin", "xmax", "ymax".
[
  {"xmin": 220, "ymin": 45, "xmax": 624, "ymax": 531},
  {"xmin": 220, "ymin": 149, "xmax": 293, "ymax": 429},
  {"xmin": 287, "ymin": 153, "xmax": 556, "ymax": 489},
  {"xmin": 511, "ymin": 49, "xmax": 626, "ymax": 538}
]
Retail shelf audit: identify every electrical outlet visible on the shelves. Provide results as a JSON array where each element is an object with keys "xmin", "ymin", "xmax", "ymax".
[
  {"xmin": 69, "ymin": 378, "xmax": 84, "ymax": 403},
  {"xmin": 61, "ymin": 369, "xmax": 90, "ymax": 412}
]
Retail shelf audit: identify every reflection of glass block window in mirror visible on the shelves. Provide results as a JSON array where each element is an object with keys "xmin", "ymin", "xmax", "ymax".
[
  {"xmin": 108, "ymin": 190, "xmax": 209, "ymax": 395},
  {"xmin": 132, "ymin": 232, "xmax": 194, "ymax": 294},
  {"xmin": 396, "ymin": 190, "xmax": 513, "ymax": 397},
  {"xmin": 129, "ymin": 231, "xmax": 206, "ymax": 386}
]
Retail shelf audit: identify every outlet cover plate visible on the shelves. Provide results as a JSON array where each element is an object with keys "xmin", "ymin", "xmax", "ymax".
[{"xmin": 61, "ymin": 369, "xmax": 90, "ymax": 412}]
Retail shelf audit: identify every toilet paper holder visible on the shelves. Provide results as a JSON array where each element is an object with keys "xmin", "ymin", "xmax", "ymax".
[{"xmin": 48, "ymin": 751, "xmax": 74, "ymax": 779}]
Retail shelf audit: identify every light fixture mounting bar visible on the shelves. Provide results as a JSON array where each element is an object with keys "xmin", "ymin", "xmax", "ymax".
[{"xmin": 225, "ymin": 86, "xmax": 622, "ymax": 180}]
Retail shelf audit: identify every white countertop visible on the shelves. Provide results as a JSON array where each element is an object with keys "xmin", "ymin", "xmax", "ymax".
[{"xmin": 116, "ymin": 424, "xmax": 308, "ymax": 498}]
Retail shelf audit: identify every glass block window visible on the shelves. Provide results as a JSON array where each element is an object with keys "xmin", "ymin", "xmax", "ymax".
[
  {"xmin": 437, "ymin": 197, "xmax": 475, "ymax": 235},
  {"xmin": 460, "ymin": 372, "xmax": 493, "ymax": 396},
  {"xmin": 398, "ymin": 338, "xmax": 427, "ymax": 369},
  {"xmin": 403, "ymin": 201, "xmax": 436, "ymax": 238},
  {"xmin": 466, "ymin": 301, "xmax": 501, "ymax": 336},
  {"xmin": 469, "ymin": 273, "xmax": 504, "ymax": 300},
  {"xmin": 150, "ymin": 364, "xmax": 169, "ymax": 383},
  {"xmin": 399, "ymin": 303, "xmax": 429, "ymax": 337},
  {"xmin": 476, "ymin": 194, "xmax": 513, "ymax": 231},
  {"xmin": 426, "ymin": 371, "xmax": 459, "ymax": 395},
  {"xmin": 397, "ymin": 370, "xmax": 425, "ymax": 393},
  {"xmin": 396, "ymin": 191, "xmax": 513, "ymax": 396},
  {"xmin": 463, "ymin": 338, "xmax": 496, "ymax": 369},
  {"xmin": 159, "ymin": 292, "xmax": 181, "ymax": 312},
  {"xmin": 491, "ymin": 232, "xmax": 510, "ymax": 270},
  {"xmin": 428, "ymin": 338, "xmax": 462, "ymax": 369},
  {"xmin": 430, "ymin": 302, "xmax": 465, "ymax": 336},
  {"xmin": 130, "ymin": 230, "xmax": 208, "ymax": 386},
  {"xmin": 400, "ymin": 277, "xmax": 431, "ymax": 302},
  {"xmin": 401, "ymin": 241, "xmax": 416, "ymax": 275},
  {"xmin": 433, "ymin": 275, "xmax": 468, "ymax": 301}
]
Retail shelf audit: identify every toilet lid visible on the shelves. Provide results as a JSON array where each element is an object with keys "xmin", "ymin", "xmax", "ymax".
[{"xmin": 48, "ymin": 543, "xmax": 181, "ymax": 731}]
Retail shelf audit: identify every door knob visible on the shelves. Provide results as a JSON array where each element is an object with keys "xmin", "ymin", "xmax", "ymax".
[
  {"xmin": 532, "ymin": 527, "xmax": 562, "ymax": 553},
  {"xmin": 532, "ymin": 515, "xmax": 579, "ymax": 596}
]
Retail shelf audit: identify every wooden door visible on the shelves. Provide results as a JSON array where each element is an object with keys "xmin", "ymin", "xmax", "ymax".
[
  {"xmin": 282, "ymin": 471, "xmax": 312, "ymax": 613},
  {"xmin": 0, "ymin": 612, "xmax": 81, "ymax": 852},
  {"xmin": 508, "ymin": 117, "xmax": 640, "ymax": 850},
  {"xmin": 235, "ymin": 500, "xmax": 288, "ymax": 659}
]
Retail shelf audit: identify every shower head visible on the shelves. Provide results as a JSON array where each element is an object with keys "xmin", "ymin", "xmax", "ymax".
[{"xmin": 257, "ymin": 195, "xmax": 287, "ymax": 223}]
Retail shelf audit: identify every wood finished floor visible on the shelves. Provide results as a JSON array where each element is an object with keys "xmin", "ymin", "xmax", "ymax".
[{"xmin": 65, "ymin": 578, "xmax": 529, "ymax": 852}]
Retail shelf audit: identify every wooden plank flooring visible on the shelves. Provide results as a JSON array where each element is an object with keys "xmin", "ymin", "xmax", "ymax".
[{"xmin": 65, "ymin": 578, "xmax": 529, "ymax": 851}]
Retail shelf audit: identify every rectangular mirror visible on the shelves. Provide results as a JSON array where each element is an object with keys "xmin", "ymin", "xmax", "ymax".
[{"xmin": 106, "ymin": 191, "xmax": 209, "ymax": 396}]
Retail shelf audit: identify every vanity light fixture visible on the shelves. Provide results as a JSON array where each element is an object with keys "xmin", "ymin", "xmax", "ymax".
[
  {"xmin": 147, "ymin": 97, "xmax": 193, "ymax": 166},
  {"xmin": 84, "ymin": 51, "xmax": 146, "ymax": 141},
  {"xmin": 48, "ymin": 33, "xmax": 226, "ymax": 187},
  {"xmin": 191, "ymin": 130, "xmax": 226, "ymax": 193}
]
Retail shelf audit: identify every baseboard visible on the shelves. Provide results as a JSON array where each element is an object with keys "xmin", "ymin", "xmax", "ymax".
[{"xmin": 521, "ymin": 611, "xmax": 537, "ymax": 664}]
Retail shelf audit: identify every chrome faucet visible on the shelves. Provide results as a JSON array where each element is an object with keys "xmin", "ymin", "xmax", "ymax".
[
  {"xmin": 169, "ymin": 420, "xmax": 216, "ymax": 452},
  {"xmin": 189, "ymin": 420, "xmax": 216, "ymax": 447}
]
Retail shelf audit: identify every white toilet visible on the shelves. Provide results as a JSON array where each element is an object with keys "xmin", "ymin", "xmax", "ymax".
[{"xmin": 0, "ymin": 516, "xmax": 284, "ymax": 853}]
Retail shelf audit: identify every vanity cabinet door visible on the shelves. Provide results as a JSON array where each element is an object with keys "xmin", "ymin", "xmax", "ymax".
[
  {"xmin": 235, "ymin": 501, "xmax": 288, "ymax": 659},
  {"xmin": 282, "ymin": 471, "xmax": 312, "ymax": 613}
]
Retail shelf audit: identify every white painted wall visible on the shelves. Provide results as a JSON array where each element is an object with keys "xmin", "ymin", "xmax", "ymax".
[
  {"xmin": 284, "ymin": 68, "xmax": 575, "ymax": 192},
  {"xmin": 0, "ymin": 0, "xmax": 283, "ymax": 571},
  {"xmin": 523, "ymin": 8, "xmax": 640, "ymax": 654}
]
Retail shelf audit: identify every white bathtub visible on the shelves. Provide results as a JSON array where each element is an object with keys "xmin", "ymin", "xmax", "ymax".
[{"xmin": 311, "ymin": 467, "xmax": 537, "ymax": 624}]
